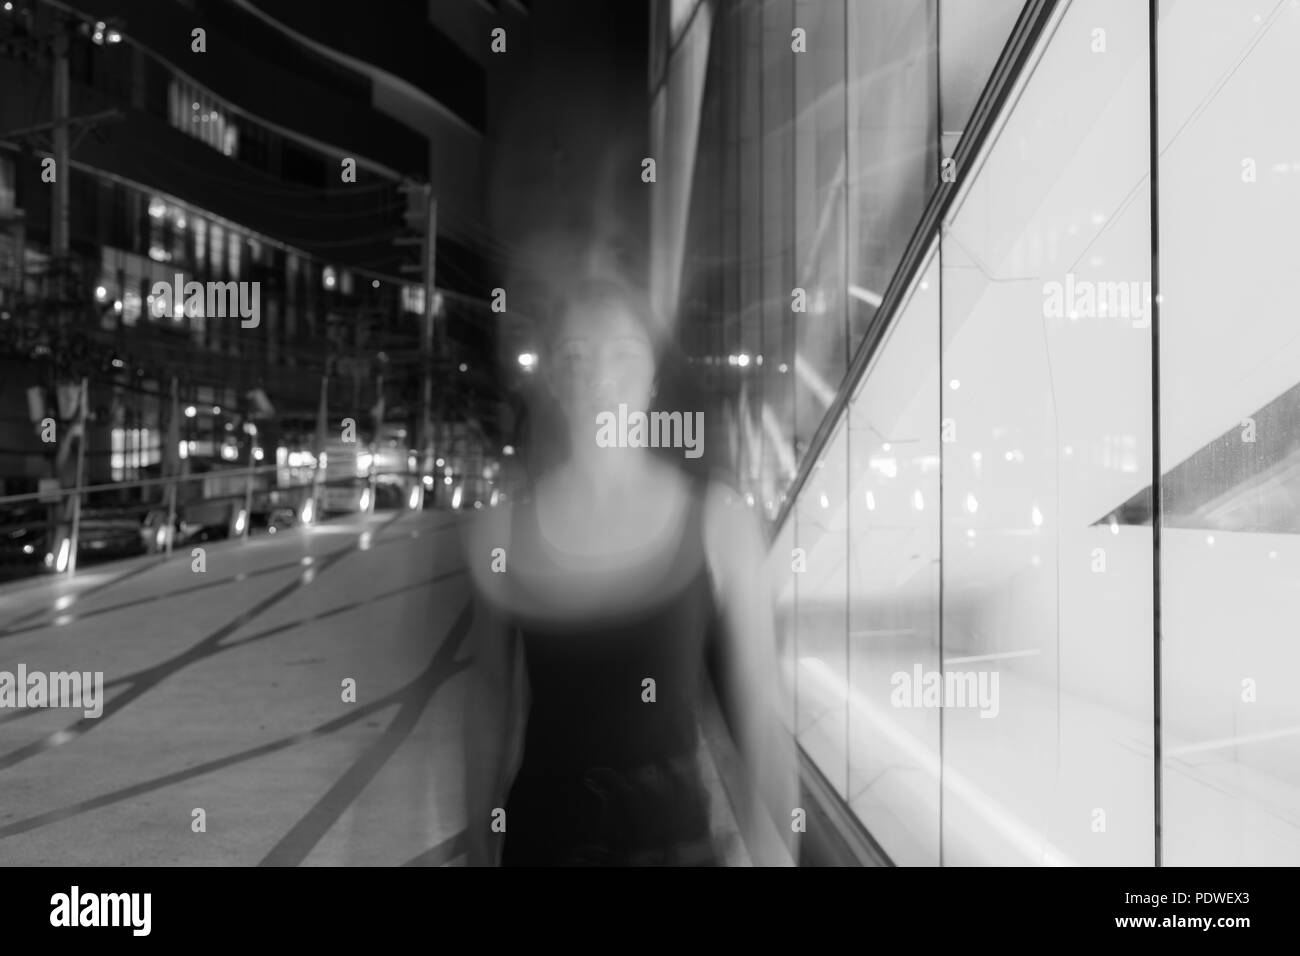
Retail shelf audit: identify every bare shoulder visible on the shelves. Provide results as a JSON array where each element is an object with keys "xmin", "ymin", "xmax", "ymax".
[
  {"xmin": 703, "ymin": 480, "xmax": 758, "ymax": 537},
  {"xmin": 702, "ymin": 480, "xmax": 765, "ymax": 589}
]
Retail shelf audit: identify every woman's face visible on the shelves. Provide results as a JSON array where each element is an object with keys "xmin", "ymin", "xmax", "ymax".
[{"xmin": 548, "ymin": 300, "xmax": 657, "ymax": 438}]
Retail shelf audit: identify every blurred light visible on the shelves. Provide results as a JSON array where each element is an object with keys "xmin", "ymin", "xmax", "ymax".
[
  {"xmin": 444, "ymin": 476, "xmax": 452, "ymax": 485},
  {"xmin": 502, "ymin": 446, "xmax": 514, "ymax": 457},
  {"xmin": 950, "ymin": 379, "xmax": 960, "ymax": 390},
  {"xmin": 106, "ymin": 29, "xmax": 122, "ymax": 44},
  {"xmin": 451, "ymin": 485, "xmax": 463, "ymax": 509},
  {"xmin": 435, "ymin": 458, "xmax": 445, "ymax": 467},
  {"xmin": 912, "ymin": 490, "xmax": 924, "ymax": 511},
  {"xmin": 868, "ymin": 457, "xmax": 897, "ymax": 479},
  {"xmin": 323, "ymin": 266, "xmax": 337, "ymax": 291},
  {"xmin": 965, "ymin": 492, "xmax": 978, "ymax": 514},
  {"xmin": 56, "ymin": 538, "xmax": 70, "ymax": 573},
  {"xmin": 1031, "ymin": 504, "xmax": 1043, "ymax": 527},
  {"xmin": 409, "ymin": 486, "xmax": 421, "ymax": 510},
  {"xmin": 22, "ymin": 543, "xmax": 34, "ymax": 555},
  {"xmin": 111, "ymin": 357, "xmax": 124, "ymax": 368},
  {"xmin": 178, "ymin": 441, "xmax": 188, "ymax": 460},
  {"xmin": 234, "ymin": 510, "xmax": 247, "ymax": 535},
  {"xmin": 148, "ymin": 198, "xmax": 166, "ymax": 218},
  {"xmin": 220, "ymin": 443, "xmax": 238, "ymax": 461},
  {"xmin": 253, "ymin": 447, "xmax": 264, "ymax": 461},
  {"xmin": 3, "ymin": 4, "xmax": 13, "ymax": 12},
  {"xmin": 778, "ymin": 363, "xmax": 789, "ymax": 374},
  {"xmin": 185, "ymin": 405, "xmax": 197, "ymax": 418},
  {"xmin": 356, "ymin": 452, "xmax": 373, "ymax": 475},
  {"xmin": 966, "ymin": 528, "xmax": 976, "ymax": 539},
  {"xmin": 359, "ymin": 488, "xmax": 371, "ymax": 512},
  {"xmin": 458, "ymin": 363, "xmax": 468, "ymax": 373},
  {"xmin": 819, "ymin": 493, "xmax": 829, "ymax": 509},
  {"xmin": 372, "ymin": 279, "xmax": 380, "ymax": 289},
  {"xmin": 95, "ymin": 285, "xmax": 108, "ymax": 301},
  {"xmin": 212, "ymin": 405, "xmax": 221, "ymax": 415},
  {"xmin": 1109, "ymin": 518, "xmax": 1120, "ymax": 535},
  {"xmin": 113, "ymin": 300, "xmax": 122, "ymax": 313},
  {"xmin": 490, "ymin": 489, "xmax": 500, "ymax": 507},
  {"xmin": 1206, "ymin": 535, "xmax": 1215, "ymax": 546},
  {"xmin": 359, "ymin": 531, "xmax": 373, "ymax": 551},
  {"xmin": 422, "ymin": 474, "xmax": 434, "ymax": 488},
  {"xmin": 301, "ymin": 497, "xmax": 315, "ymax": 525},
  {"xmin": 847, "ymin": 285, "xmax": 882, "ymax": 307},
  {"xmin": 518, "ymin": 352, "xmax": 537, "ymax": 369},
  {"xmin": 736, "ymin": 352, "xmax": 750, "ymax": 368},
  {"xmin": 865, "ymin": 491, "xmax": 875, "ymax": 511}
]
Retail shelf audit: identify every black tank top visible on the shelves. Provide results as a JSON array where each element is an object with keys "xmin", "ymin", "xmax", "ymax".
[{"xmin": 499, "ymin": 487, "xmax": 721, "ymax": 865}]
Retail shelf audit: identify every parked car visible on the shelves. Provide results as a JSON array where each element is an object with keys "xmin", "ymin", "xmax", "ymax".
[{"xmin": 0, "ymin": 504, "xmax": 147, "ymax": 578}]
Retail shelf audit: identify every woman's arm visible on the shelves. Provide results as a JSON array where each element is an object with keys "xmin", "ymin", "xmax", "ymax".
[
  {"xmin": 461, "ymin": 510, "xmax": 523, "ymax": 867},
  {"xmin": 703, "ymin": 483, "xmax": 800, "ymax": 866}
]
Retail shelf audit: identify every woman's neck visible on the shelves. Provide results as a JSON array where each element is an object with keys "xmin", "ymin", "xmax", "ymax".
[{"xmin": 564, "ymin": 445, "xmax": 653, "ymax": 509}]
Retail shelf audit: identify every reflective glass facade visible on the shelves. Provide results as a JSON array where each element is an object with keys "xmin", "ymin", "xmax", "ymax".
[{"xmin": 656, "ymin": 0, "xmax": 1300, "ymax": 865}]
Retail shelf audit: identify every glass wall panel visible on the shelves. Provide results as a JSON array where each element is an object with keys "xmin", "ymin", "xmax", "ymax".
[
  {"xmin": 939, "ymin": 0, "xmax": 1153, "ymax": 865},
  {"xmin": 760, "ymin": 0, "xmax": 797, "ymax": 518},
  {"xmin": 845, "ymin": 1, "xmax": 935, "ymax": 350},
  {"xmin": 846, "ymin": 248, "xmax": 940, "ymax": 865},
  {"xmin": 792, "ymin": 0, "xmax": 847, "ymax": 454},
  {"xmin": 1158, "ymin": 0, "xmax": 1300, "ymax": 866}
]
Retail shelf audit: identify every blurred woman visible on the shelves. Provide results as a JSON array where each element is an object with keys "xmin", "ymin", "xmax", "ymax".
[{"xmin": 462, "ymin": 275, "xmax": 797, "ymax": 866}]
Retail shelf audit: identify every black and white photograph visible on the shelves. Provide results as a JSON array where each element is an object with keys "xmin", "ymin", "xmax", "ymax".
[{"xmin": 0, "ymin": 0, "xmax": 1293, "ymax": 933}]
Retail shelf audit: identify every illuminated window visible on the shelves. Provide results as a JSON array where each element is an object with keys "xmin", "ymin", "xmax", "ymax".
[
  {"xmin": 110, "ymin": 427, "xmax": 161, "ymax": 481},
  {"xmin": 401, "ymin": 285, "xmax": 424, "ymax": 314},
  {"xmin": 167, "ymin": 79, "xmax": 240, "ymax": 159},
  {"xmin": 227, "ymin": 231, "xmax": 241, "ymax": 279},
  {"xmin": 193, "ymin": 217, "xmax": 207, "ymax": 271},
  {"xmin": 208, "ymin": 223, "xmax": 224, "ymax": 278}
]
